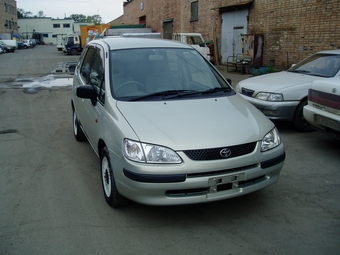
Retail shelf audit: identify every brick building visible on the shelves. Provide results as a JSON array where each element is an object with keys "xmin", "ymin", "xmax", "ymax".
[
  {"xmin": 0, "ymin": 0, "xmax": 18, "ymax": 35},
  {"xmin": 122, "ymin": 0, "xmax": 340, "ymax": 69}
]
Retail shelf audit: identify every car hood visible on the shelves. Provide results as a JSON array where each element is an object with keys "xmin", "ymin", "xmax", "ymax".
[
  {"xmin": 238, "ymin": 71, "xmax": 320, "ymax": 93},
  {"xmin": 117, "ymin": 95, "xmax": 273, "ymax": 150}
]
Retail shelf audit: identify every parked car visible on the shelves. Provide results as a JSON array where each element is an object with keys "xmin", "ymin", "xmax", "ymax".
[
  {"xmin": 303, "ymin": 76, "xmax": 340, "ymax": 139},
  {"xmin": 0, "ymin": 41, "xmax": 15, "ymax": 52},
  {"xmin": 71, "ymin": 37, "xmax": 285, "ymax": 207},
  {"xmin": 22, "ymin": 39, "xmax": 32, "ymax": 49},
  {"xmin": 30, "ymin": 39, "xmax": 37, "ymax": 47},
  {"xmin": 235, "ymin": 50, "xmax": 340, "ymax": 132}
]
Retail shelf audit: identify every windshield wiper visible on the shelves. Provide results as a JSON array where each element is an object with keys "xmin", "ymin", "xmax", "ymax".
[
  {"xmin": 164, "ymin": 87, "xmax": 233, "ymax": 99},
  {"xmin": 129, "ymin": 90, "xmax": 198, "ymax": 101},
  {"xmin": 290, "ymin": 69, "xmax": 311, "ymax": 74},
  {"xmin": 202, "ymin": 87, "xmax": 232, "ymax": 94},
  {"xmin": 130, "ymin": 87, "xmax": 233, "ymax": 101}
]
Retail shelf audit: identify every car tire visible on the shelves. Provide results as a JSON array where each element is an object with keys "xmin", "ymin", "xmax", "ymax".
[
  {"xmin": 71, "ymin": 49, "xmax": 78, "ymax": 55},
  {"xmin": 101, "ymin": 147, "xmax": 129, "ymax": 207},
  {"xmin": 293, "ymin": 99, "xmax": 314, "ymax": 132},
  {"xmin": 73, "ymin": 108, "xmax": 87, "ymax": 141}
]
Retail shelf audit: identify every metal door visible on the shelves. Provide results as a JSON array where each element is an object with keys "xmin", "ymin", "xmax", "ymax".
[
  {"xmin": 162, "ymin": 20, "xmax": 173, "ymax": 39},
  {"xmin": 221, "ymin": 9, "xmax": 248, "ymax": 65}
]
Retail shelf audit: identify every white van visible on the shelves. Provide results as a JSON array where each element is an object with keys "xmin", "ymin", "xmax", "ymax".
[{"xmin": 172, "ymin": 33, "xmax": 210, "ymax": 61}]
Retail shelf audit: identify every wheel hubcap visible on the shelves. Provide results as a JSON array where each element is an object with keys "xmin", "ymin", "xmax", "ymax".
[
  {"xmin": 102, "ymin": 157, "xmax": 111, "ymax": 197},
  {"xmin": 73, "ymin": 112, "xmax": 78, "ymax": 135}
]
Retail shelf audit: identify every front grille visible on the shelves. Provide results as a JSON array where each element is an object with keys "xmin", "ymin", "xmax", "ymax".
[
  {"xmin": 183, "ymin": 142, "xmax": 256, "ymax": 161},
  {"xmin": 241, "ymin": 87, "xmax": 255, "ymax": 97}
]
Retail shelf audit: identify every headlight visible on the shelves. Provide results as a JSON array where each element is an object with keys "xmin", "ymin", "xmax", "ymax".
[
  {"xmin": 261, "ymin": 127, "xmax": 281, "ymax": 152},
  {"xmin": 123, "ymin": 139, "xmax": 182, "ymax": 164},
  {"xmin": 256, "ymin": 92, "xmax": 283, "ymax": 101},
  {"xmin": 235, "ymin": 83, "xmax": 241, "ymax": 93}
]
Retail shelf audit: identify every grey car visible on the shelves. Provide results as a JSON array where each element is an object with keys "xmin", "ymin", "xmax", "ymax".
[{"xmin": 71, "ymin": 38, "xmax": 285, "ymax": 207}]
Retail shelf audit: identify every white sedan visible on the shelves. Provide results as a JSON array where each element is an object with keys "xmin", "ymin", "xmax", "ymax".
[
  {"xmin": 304, "ymin": 76, "xmax": 340, "ymax": 139},
  {"xmin": 236, "ymin": 49, "xmax": 340, "ymax": 132}
]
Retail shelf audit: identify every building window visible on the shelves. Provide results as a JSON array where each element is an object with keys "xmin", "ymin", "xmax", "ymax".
[
  {"xmin": 191, "ymin": 1, "xmax": 198, "ymax": 22},
  {"xmin": 63, "ymin": 24, "xmax": 70, "ymax": 28},
  {"xmin": 52, "ymin": 34, "xmax": 57, "ymax": 38},
  {"xmin": 4, "ymin": 3, "xmax": 7, "ymax": 12},
  {"xmin": 43, "ymin": 34, "xmax": 49, "ymax": 38},
  {"xmin": 53, "ymin": 24, "xmax": 61, "ymax": 28}
]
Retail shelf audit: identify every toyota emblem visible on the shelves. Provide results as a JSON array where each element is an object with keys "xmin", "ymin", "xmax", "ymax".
[
  {"xmin": 332, "ymin": 88, "xmax": 337, "ymax": 93},
  {"xmin": 220, "ymin": 148, "xmax": 232, "ymax": 158}
]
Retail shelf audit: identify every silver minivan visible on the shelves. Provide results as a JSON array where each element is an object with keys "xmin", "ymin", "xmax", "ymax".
[{"xmin": 71, "ymin": 37, "xmax": 285, "ymax": 207}]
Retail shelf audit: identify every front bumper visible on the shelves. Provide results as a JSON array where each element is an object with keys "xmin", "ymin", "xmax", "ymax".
[
  {"xmin": 239, "ymin": 94, "xmax": 299, "ymax": 121},
  {"xmin": 111, "ymin": 142, "xmax": 285, "ymax": 205}
]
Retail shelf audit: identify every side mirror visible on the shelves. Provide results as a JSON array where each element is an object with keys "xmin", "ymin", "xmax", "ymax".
[
  {"xmin": 225, "ymin": 78, "xmax": 232, "ymax": 86},
  {"xmin": 76, "ymin": 85, "xmax": 97, "ymax": 106}
]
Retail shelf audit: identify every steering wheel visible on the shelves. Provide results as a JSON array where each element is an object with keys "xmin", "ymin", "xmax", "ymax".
[{"xmin": 115, "ymin": 81, "xmax": 146, "ymax": 95}]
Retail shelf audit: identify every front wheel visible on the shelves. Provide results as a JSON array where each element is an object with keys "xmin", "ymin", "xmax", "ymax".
[
  {"xmin": 293, "ymin": 99, "xmax": 314, "ymax": 132},
  {"xmin": 101, "ymin": 147, "xmax": 129, "ymax": 207}
]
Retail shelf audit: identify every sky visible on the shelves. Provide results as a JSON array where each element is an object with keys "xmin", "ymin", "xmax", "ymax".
[{"xmin": 16, "ymin": 0, "xmax": 125, "ymax": 23}]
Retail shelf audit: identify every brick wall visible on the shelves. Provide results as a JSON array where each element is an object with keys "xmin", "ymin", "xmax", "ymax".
[
  {"xmin": 248, "ymin": 0, "xmax": 340, "ymax": 68},
  {"xmin": 122, "ymin": 0, "xmax": 340, "ymax": 69}
]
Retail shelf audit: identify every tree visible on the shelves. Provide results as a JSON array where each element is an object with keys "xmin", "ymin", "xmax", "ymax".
[
  {"xmin": 17, "ymin": 8, "xmax": 25, "ymax": 18},
  {"xmin": 37, "ymin": 11, "xmax": 46, "ymax": 18},
  {"xmin": 87, "ymin": 15, "xmax": 102, "ymax": 25},
  {"xmin": 69, "ymin": 14, "xmax": 87, "ymax": 22},
  {"xmin": 17, "ymin": 8, "xmax": 33, "ymax": 18},
  {"xmin": 69, "ymin": 14, "xmax": 102, "ymax": 24}
]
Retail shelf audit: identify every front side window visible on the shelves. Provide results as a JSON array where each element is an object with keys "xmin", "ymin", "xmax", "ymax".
[
  {"xmin": 186, "ymin": 36, "xmax": 203, "ymax": 45},
  {"xmin": 80, "ymin": 46, "xmax": 105, "ymax": 103}
]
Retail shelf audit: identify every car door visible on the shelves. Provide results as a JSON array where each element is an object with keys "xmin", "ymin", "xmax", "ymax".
[{"xmin": 76, "ymin": 44, "xmax": 106, "ymax": 151}]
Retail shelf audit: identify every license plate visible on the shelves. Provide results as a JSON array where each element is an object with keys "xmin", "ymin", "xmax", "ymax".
[
  {"xmin": 208, "ymin": 173, "xmax": 245, "ymax": 193},
  {"xmin": 315, "ymin": 115, "xmax": 340, "ymax": 131},
  {"xmin": 208, "ymin": 173, "xmax": 245, "ymax": 186}
]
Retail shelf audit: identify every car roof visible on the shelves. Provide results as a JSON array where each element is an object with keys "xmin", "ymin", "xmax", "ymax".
[
  {"xmin": 316, "ymin": 49, "xmax": 340, "ymax": 55},
  {"xmin": 89, "ymin": 37, "xmax": 193, "ymax": 51}
]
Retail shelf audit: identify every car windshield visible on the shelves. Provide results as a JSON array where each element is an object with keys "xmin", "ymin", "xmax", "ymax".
[
  {"xmin": 288, "ymin": 53, "xmax": 340, "ymax": 78},
  {"xmin": 109, "ymin": 48, "xmax": 233, "ymax": 101}
]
